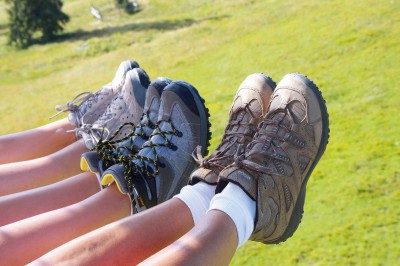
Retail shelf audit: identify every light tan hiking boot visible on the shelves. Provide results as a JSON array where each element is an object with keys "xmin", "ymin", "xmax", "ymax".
[
  {"xmin": 217, "ymin": 73, "xmax": 330, "ymax": 244},
  {"xmin": 189, "ymin": 73, "xmax": 276, "ymax": 185}
]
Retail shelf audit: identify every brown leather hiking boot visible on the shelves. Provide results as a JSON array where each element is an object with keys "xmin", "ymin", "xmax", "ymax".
[
  {"xmin": 217, "ymin": 73, "xmax": 330, "ymax": 244},
  {"xmin": 189, "ymin": 73, "xmax": 276, "ymax": 185}
]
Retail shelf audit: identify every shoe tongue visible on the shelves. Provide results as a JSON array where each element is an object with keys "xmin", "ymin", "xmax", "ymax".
[
  {"xmin": 212, "ymin": 108, "xmax": 255, "ymax": 163},
  {"xmin": 98, "ymin": 83, "xmax": 115, "ymax": 95},
  {"xmin": 134, "ymin": 119, "xmax": 154, "ymax": 139},
  {"xmin": 246, "ymin": 111, "xmax": 289, "ymax": 160},
  {"xmin": 134, "ymin": 120, "xmax": 173, "ymax": 173},
  {"xmin": 231, "ymin": 111, "xmax": 247, "ymax": 133},
  {"xmin": 97, "ymin": 95, "xmax": 125, "ymax": 123},
  {"xmin": 228, "ymin": 108, "xmax": 255, "ymax": 138},
  {"xmin": 146, "ymin": 94, "xmax": 161, "ymax": 126}
]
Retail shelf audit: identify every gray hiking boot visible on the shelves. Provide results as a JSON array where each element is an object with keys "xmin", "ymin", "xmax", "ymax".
[
  {"xmin": 101, "ymin": 80, "xmax": 211, "ymax": 214},
  {"xmin": 217, "ymin": 73, "xmax": 330, "ymax": 244},
  {"xmin": 79, "ymin": 67, "xmax": 151, "ymax": 149},
  {"xmin": 80, "ymin": 77, "xmax": 172, "ymax": 177},
  {"xmin": 51, "ymin": 60, "xmax": 139, "ymax": 129},
  {"xmin": 190, "ymin": 73, "xmax": 276, "ymax": 185}
]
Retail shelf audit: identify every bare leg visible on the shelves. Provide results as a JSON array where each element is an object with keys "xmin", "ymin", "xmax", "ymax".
[
  {"xmin": 0, "ymin": 140, "xmax": 88, "ymax": 196},
  {"xmin": 0, "ymin": 118, "xmax": 76, "ymax": 164},
  {"xmin": 141, "ymin": 210, "xmax": 238, "ymax": 266},
  {"xmin": 0, "ymin": 184, "xmax": 130, "ymax": 265},
  {"xmin": 0, "ymin": 172, "xmax": 100, "ymax": 226},
  {"xmin": 32, "ymin": 198, "xmax": 194, "ymax": 265}
]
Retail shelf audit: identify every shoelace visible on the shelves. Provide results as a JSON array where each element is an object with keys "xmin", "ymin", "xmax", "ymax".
[
  {"xmin": 95, "ymin": 122, "xmax": 136, "ymax": 166},
  {"xmin": 234, "ymin": 109, "xmax": 297, "ymax": 174},
  {"xmin": 192, "ymin": 105, "xmax": 258, "ymax": 172},
  {"xmin": 95, "ymin": 112, "xmax": 155, "ymax": 168},
  {"xmin": 119, "ymin": 119, "xmax": 182, "ymax": 192},
  {"xmin": 73, "ymin": 95, "xmax": 124, "ymax": 145},
  {"xmin": 49, "ymin": 91, "xmax": 95, "ymax": 119},
  {"xmin": 95, "ymin": 95, "xmax": 124, "ymax": 124}
]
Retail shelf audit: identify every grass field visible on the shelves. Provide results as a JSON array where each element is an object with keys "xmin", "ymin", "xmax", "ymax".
[{"xmin": 0, "ymin": 0, "xmax": 399, "ymax": 265}]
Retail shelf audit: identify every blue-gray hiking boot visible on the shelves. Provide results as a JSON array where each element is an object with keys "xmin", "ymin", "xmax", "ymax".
[
  {"xmin": 217, "ymin": 73, "xmax": 330, "ymax": 244},
  {"xmin": 190, "ymin": 73, "xmax": 276, "ymax": 185},
  {"xmin": 78, "ymin": 67, "xmax": 151, "ymax": 149},
  {"xmin": 51, "ymin": 60, "xmax": 139, "ymax": 130},
  {"xmin": 80, "ymin": 77, "xmax": 172, "ymax": 178},
  {"xmin": 101, "ymin": 80, "xmax": 212, "ymax": 214}
]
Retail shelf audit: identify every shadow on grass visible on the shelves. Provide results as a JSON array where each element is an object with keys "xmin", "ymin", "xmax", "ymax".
[
  {"xmin": 0, "ymin": 23, "xmax": 8, "ymax": 36},
  {"xmin": 34, "ymin": 15, "xmax": 229, "ymax": 45}
]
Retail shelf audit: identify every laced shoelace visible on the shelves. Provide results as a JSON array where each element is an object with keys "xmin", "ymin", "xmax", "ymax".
[
  {"xmin": 73, "ymin": 95, "xmax": 124, "ymax": 145},
  {"xmin": 234, "ymin": 109, "xmax": 293, "ymax": 174},
  {"xmin": 94, "ymin": 95, "xmax": 123, "ymax": 125},
  {"xmin": 49, "ymin": 91, "xmax": 95, "ymax": 119},
  {"xmin": 118, "ymin": 119, "xmax": 183, "ymax": 193},
  {"xmin": 95, "ymin": 112, "xmax": 155, "ymax": 168},
  {"xmin": 192, "ymin": 105, "xmax": 258, "ymax": 172}
]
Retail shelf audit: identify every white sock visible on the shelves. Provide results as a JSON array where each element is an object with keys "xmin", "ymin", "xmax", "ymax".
[
  {"xmin": 208, "ymin": 182, "xmax": 256, "ymax": 249},
  {"xmin": 174, "ymin": 182, "xmax": 216, "ymax": 225}
]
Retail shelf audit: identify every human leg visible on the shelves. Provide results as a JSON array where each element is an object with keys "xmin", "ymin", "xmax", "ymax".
[
  {"xmin": 0, "ymin": 60, "xmax": 141, "ymax": 166},
  {"xmin": 0, "ymin": 184, "xmax": 130, "ymax": 265},
  {"xmin": 31, "ymin": 198, "xmax": 194, "ymax": 266},
  {"xmin": 0, "ymin": 139, "xmax": 88, "ymax": 196},
  {"xmin": 0, "ymin": 172, "xmax": 100, "ymax": 226},
  {"xmin": 140, "ymin": 73, "xmax": 275, "ymax": 265},
  {"xmin": 33, "ymin": 74, "xmax": 273, "ymax": 265},
  {"xmin": 0, "ymin": 118, "xmax": 76, "ymax": 164},
  {"xmin": 28, "ymin": 79, "xmax": 212, "ymax": 265},
  {"xmin": 140, "ymin": 209, "xmax": 238, "ymax": 266},
  {"xmin": 142, "ymin": 73, "xmax": 330, "ymax": 265}
]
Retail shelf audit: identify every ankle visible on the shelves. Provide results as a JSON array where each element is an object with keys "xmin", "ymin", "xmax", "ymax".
[
  {"xmin": 174, "ymin": 182, "xmax": 216, "ymax": 225},
  {"xmin": 209, "ymin": 182, "xmax": 255, "ymax": 248}
]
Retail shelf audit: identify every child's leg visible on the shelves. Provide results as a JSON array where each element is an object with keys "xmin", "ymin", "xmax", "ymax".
[
  {"xmin": 140, "ymin": 209, "xmax": 238, "ymax": 266},
  {"xmin": 31, "ymin": 198, "xmax": 194, "ymax": 266},
  {"xmin": 0, "ymin": 118, "xmax": 76, "ymax": 164},
  {"xmin": 0, "ymin": 172, "xmax": 100, "ymax": 226},
  {"xmin": 0, "ymin": 184, "xmax": 130, "ymax": 265},
  {"xmin": 141, "ymin": 182, "xmax": 254, "ymax": 265},
  {"xmin": 0, "ymin": 139, "xmax": 88, "ymax": 196}
]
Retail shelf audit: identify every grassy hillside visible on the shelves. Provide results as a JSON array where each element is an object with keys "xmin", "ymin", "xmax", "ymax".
[{"xmin": 0, "ymin": 0, "xmax": 399, "ymax": 265}]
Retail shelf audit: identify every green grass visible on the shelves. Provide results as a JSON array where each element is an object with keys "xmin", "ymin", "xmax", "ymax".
[{"xmin": 0, "ymin": 0, "xmax": 399, "ymax": 264}]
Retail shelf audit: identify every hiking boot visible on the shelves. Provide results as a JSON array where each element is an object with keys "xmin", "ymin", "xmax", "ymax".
[
  {"xmin": 80, "ymin": 77, "xmax": 172, "ymax": 177},
  {"xmin": 217, "ymin": 73, "xmax": 330, "ymax": 244},
  {"xmin": 101, "ymin": 80, "xmax": 211, "ymax": 214},
  {"xmin": 79, "ymin": 67, "xmax": 151, "ymax": 149},
  {"xmin": 51, "ymin": 60, "xmax": 139, "ymax": 129},
  {"xmin": 190, "ymin": 73, "xmax": 276, "ymax": 185}
]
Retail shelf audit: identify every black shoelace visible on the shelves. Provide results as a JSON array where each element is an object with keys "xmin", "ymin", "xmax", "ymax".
[
  {"xmin": 95, "ymin": 112, "xmax": 155, "ymax": 168},
  {"xmin": 119, "ymin": 119, "xmax": 182, "ymax": 193}
]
